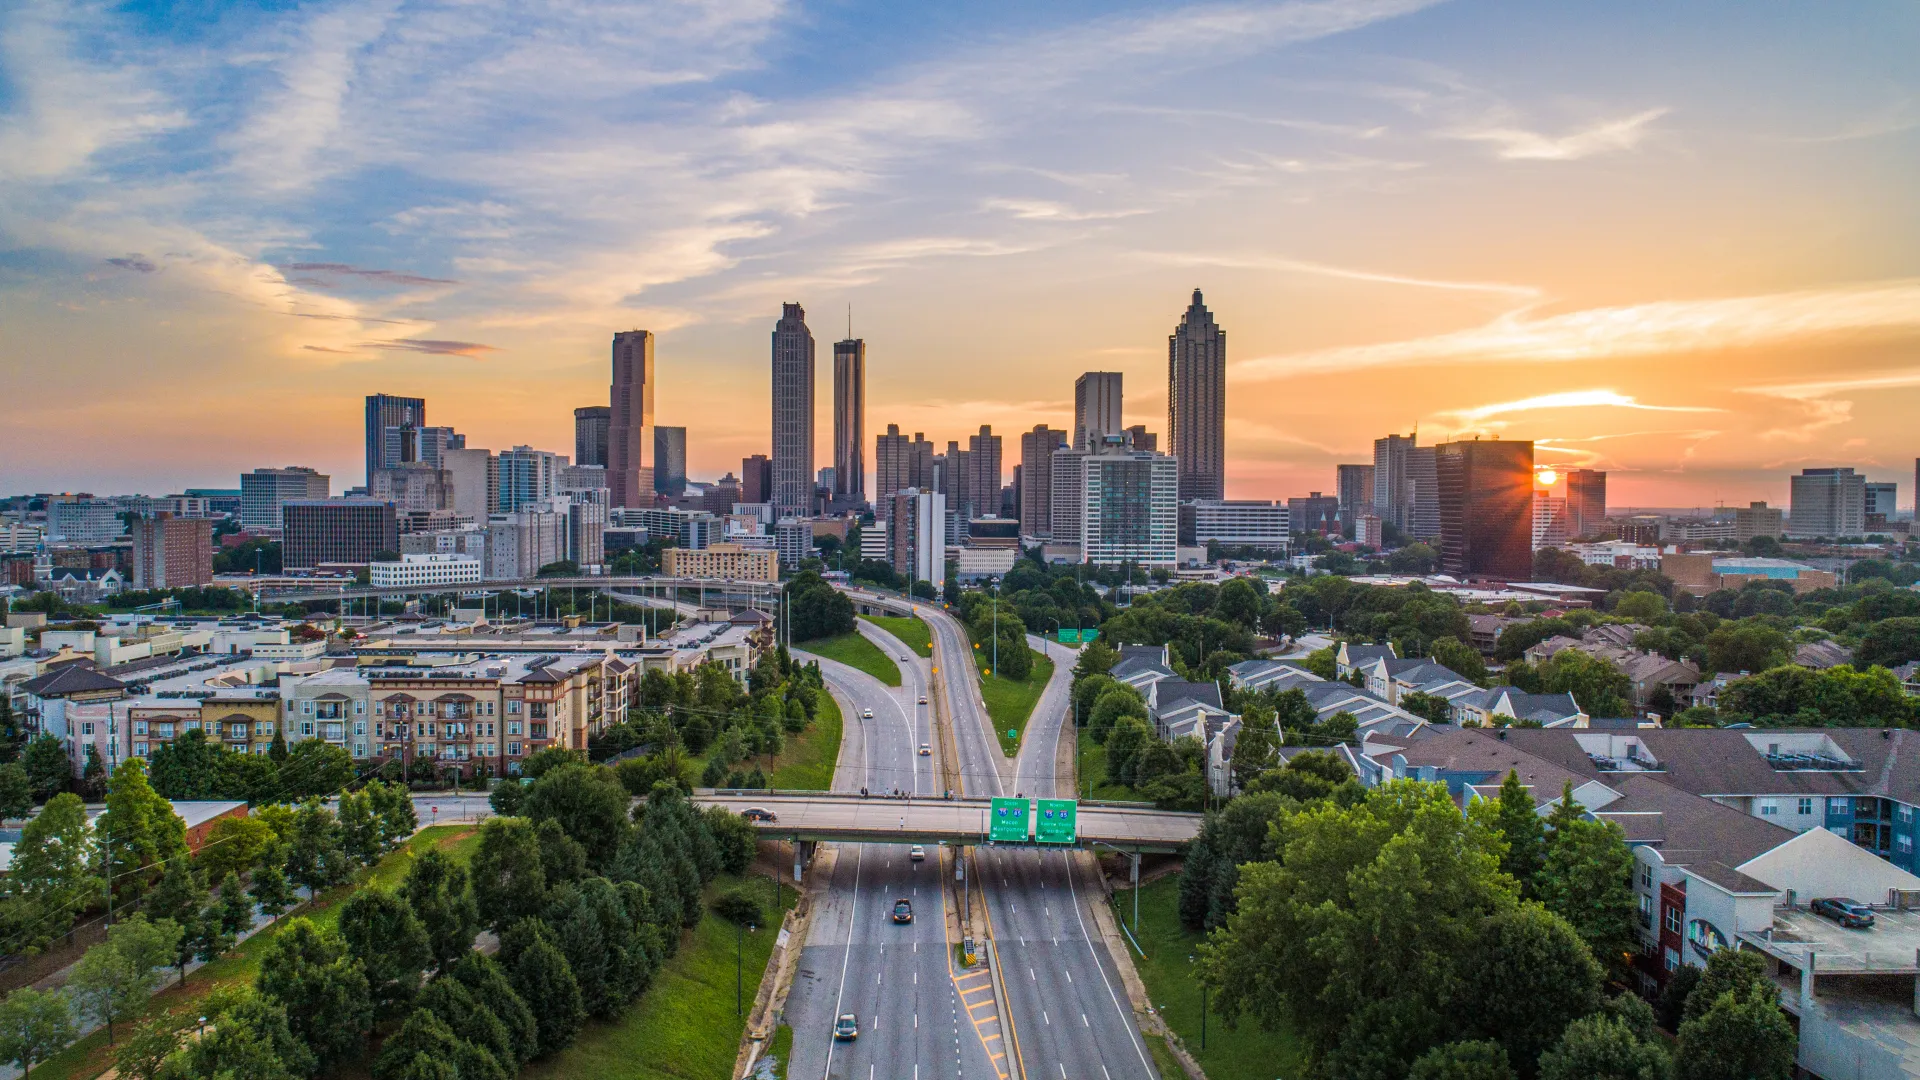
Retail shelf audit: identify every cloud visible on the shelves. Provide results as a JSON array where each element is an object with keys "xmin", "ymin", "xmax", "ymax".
[
  {"xmin": 1236, "ymin": 279, "xmax": 1920, "ymax": 379},
  {"xmin": 1449, "ymin": 106, "xmax": 1669, "ymax": 160},
  {"xmin": 980, "ymin": 198, "xmax": 1148, "ymax": 222},
  {"xmin": 1144, "ymin": 251, "xmax": 1540, "ymax": 299},
  {"xmin": 284, "ymin": 262, "xmax": 460, "ymax": 287},
  {"xmin": 365, "ymin": 338, "xmax": 498, "ymax": 356},
  {"xmin": 1446, "ymin": 389, "xmax": 1721, "ymax": 425},
  {"xmin": 106, "ymin": 255, "xmax": 157, "ymax": 272}
]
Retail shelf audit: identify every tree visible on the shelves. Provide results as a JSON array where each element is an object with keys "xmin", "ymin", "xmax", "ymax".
[
  {"xmin": 79, "ymin": 746, "xmax": 108, "ymax": 802},
  {"xmin": 215, "ymin": 872, "xmax": 254, "ymax": 940},
  {"xmin": 21, "ymin": 737, "xmax": 69, "ymax": 801},
  {"xmin": 1408, "ymin": 1040, "xmax": 1515, "ymax": 1080},
  {"xmin": 109, "ymin": 1014, "xmax": 181, "ymax": 1080},
  {"xmin": 521, "ymin": 764, "xmax": 631, "ymax": 868},
  {"xmin": 97, "ymin": 759, "xmax": 187, "ymax": 900},
  {"xmin": 1672, "ymin": 991, "xmax": 1797, "ymax": 1080},
  {"xmin": 281, "ymin": 740, "xmax": 353, "ymax": 799},
  {"xmin": 401, "ymin": 848, "xmax": 480, "ymax": 972},
  {"xmin": 1857, "ymin": 616, "xmax": 1920, "ymax": 669},
  {"xmin": 67, "ymin": 914, "xmax": 182, "ymax": 1045},
  {"xmin": 368, "ymin": 780, "xmax": 419, "ymax": 847},
  {"xmin": 703, "ymin": 805, "xmax": 759, "ymax": 876},
  {"xmin": 254, "ymin": 918, "xmax": 373, "ymax": 1070},
  {"xmin": 185, "ymin": 895, "xmax": 234, "ymax": 972},
  {"xmin": 1429, "ymin": 637, "xmax": 1487, "ymax": 684},
  {"xmin": 6, "ymin": 792, "xmax": 99, "ymax": 949},
  {"xmin": 1459, "ymin": 904, "xmax": 1604, "ymax": 1070},
  {"xmin": 247, "ymin": 845, "xmax": 298, "ymax": 920},
  {"xmin": 0, "ymin": 764, "xmax": 32, "ymax": 822},
  {"xmin": 1704, "ymin": 623, "xmax": 1790, "ymax": 675},
  {"xmin": 1489, "ymin": 771, "xmax": 1544, "ymax": 889},
  {"xmin": 1535, "ymin": 649, "xmax": 1631, "ymax": 718},
  {"xmin": 1612, "ymin": 590, "xmax": 1668, "ymax": 621},
  {"xmin": 468, "ymin": 817, "xmax": 548, "ymax": 931},
  {"xmin": 1179, "ymin": 792, "xmax": 1293, "ymax": 931},
  {"xmin": 536, "ymin": 819, "xmax": 589, "ymax": 886},
  {"xmin": 146, "ymin": 729, "xmax": 227, "ymax": 800},
  {"xmin": 339, "ymin": 889, "xmax": 434, "ymax": 1019},
  {"xmin": 509, "ymin": 936, "xmax": 584, "ymax": 1056},
  {"xmin": 450, "ymin": 952, "xmax": 538, "ymax": 1067},
  {"xmin": 143, "ymin": 860, "xmax": 210, "ymax": 984},
  {"xmin": 416, "ymin": 976, "xmax": 516, "ymax": 1070},
  {"xmin": 1400, "ymin": 690, "xmax": 1456, "ymax": 725},
  {"xmin": 1538, "ymin": 1014, "xmax": 1670, "ymax": 1080},
  {"xmin": 1683, "ymin": 948, "xmax": 1776, "ymax": 1023},
  {"xmin": 1228, "ymin": 717, "xmax": 1279, "ymax": 792},
  {"xmin": 194, "ymin": 814, "xmax": 273, "ymax": 885},
  {"xmin": 337, "ymin": 789, "xmax": 382, "ymax": 866},
  {"xmin": 0, "ymin": 987, "xmax": 76, "ymax": 1077},
  {"xmin": 159, "ymin": 988, "xmax": 313, "ymax": 1080},
  {"xmin": 282, "ymin": 799, "xmax": 347, "ymax": 895},
  {"xmin": 1534, "ymin": 817, "xmax": 1637, "ymax": 975}
]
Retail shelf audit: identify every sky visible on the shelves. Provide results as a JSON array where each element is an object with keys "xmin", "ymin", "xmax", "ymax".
[{"xmin": 3, "ymin": 0, "xmax": 1919, "ymax": 510}]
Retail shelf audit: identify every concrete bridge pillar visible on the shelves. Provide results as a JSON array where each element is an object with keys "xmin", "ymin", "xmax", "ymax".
[{"xmin": 793, "ymin": 839, "xmax": 813, "ymax": 884}]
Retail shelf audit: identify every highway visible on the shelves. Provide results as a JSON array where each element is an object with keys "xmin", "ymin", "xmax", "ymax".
[{"xmin": 782, "ymin": 626, "xmax": 1001, "ymax": 1080}]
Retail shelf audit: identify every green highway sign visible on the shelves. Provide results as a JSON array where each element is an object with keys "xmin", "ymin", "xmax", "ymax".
[
  {"xmin": 1058, "ymin": 629, "xmax": 1080, "ymax": 643},
  {"xmin": 1036, "ymin": 799, "xmax": 1078, "ymax": 844},
  {"xmin": 989, "ymin": 797, "xmax": 1031, "ymax": 843}
]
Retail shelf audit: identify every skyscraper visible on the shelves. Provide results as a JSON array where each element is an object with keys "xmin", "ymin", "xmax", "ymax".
[
  {"xmin": 833, "ymin": 337, "xmax": 865, "ymax": 503},
  {"xmin": 497, "ymin": 446, "xmax": 564, "ymax": 513},
  {"xmin": 1436, "ymin": 439, "xmax": 1534, "ymax": 581},
  {"xmin": 1371, "ymin": 433, "xmax": 1416, "ymax": 529},
  {"xmin": 1168, "ymin": 289, "xmax": 1226, "ymax": 502},
  {"xmin": 1409, "ymin": 447, "xmax": 1440, "ymax": 540},
  {"xmin": 968, "ymin": 425, "xmax": 1003, "ymax": 522},
  {"xmin": 1787, "ymin": 467, "xmax": 1867, "ymax": 538},
  {"xmin": 771, "ymin": 304, "xmax": 816, "ymax": 518},
  {"xmin": 653, "ymin": 426, "xmax": 687, "ymax": 496},
  {"xmin": 908, "ymin": 432, "xmax": 935, "ymax": 490},
  {"xmin": 1073, "ymin": 372, "xmax": 1124, "ymax": 451},
  {"xmin": 1336, "ymin": 464, "xmax": 1375, "ymax": 518},
  {"xmin": 741, "ymin": 454, "xmax": 773, "ymax": 505},
  {"xmin": 240, "ymin": 467, "xmax": 331, "ymax": 529},
  {"xmin": 365, "ymin": 394, "xmax": 425, "ymax": 490},
  {"xmin": 1566, "ymin": 469, "xmax": 1606, "ymax": 538},
  {"xmin": 574, "ymin": 406, "xmax": 610, "ymax": 468},
  {"xmin": 1020, "ymin": 425, "xmax": 1067, "ymax": 537},
  {"xmin": 608, "ymin": 330, "xmax": 655, "ymax": 508},
  {"xmin": 876, "ymin": 424, "xmax": 911, "ymax": 522}
]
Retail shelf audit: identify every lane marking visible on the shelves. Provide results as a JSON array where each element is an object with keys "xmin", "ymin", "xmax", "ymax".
[
  {"xmin": 820, "ymin": 843, "xmax": 864, "ymax": 1080},
  {"xmin": 1061, "ymin": 851, "xmax": 1154, "ymax": 1078}
]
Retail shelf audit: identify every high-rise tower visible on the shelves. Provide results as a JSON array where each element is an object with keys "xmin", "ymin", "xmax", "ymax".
[
  {"xmin": 1168, "ymin": 289, "xmax": 1226, "ymax": 502},
  {"xmin": 608, "ymin": 330, "xmax": 655, "ymax": 507},
  {"xmin": 771, "ymin": 304, "xmax": 817, "ymax": 518},
  {"xmin": 834, "ymin": 337, "xmax": 866, "ymax": 504},
  {"xmin": 574, "ymin": 406, "xmax": 610, "ymax": 468},
  {"xmin": 1073, "ymin": 372, "xmax": 1124, "ymax": 452},
  {"xmin": 364, "ymin": 394, "xmax": 424, "ymax": 490}
]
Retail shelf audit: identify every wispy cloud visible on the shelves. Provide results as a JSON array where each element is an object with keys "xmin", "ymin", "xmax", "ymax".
[
  {"xmin": 105, "ymin": 255, "xmax": 157, "ymax": 273},
  {"xmin": 1140, "ymin": 251, "xmax": 1539, "ymax": 299},
  {"xmin": 285, "ymin": 262, "xmax": 459, "ymax": 287},
  {"xmin": 1446, "ymin": 389, "xmax": 1721, "ymax": 425},
  {"xmin": 366, "ymin": 338, "xmax": 498, "ymax": 356},
  {"xmin": 1449, "ymin": 106, "xmax": 1670, "ymax": 160}
]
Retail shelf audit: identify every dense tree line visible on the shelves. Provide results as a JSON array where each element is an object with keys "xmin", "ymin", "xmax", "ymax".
[{"xmin": 784, "ymin": 570, "xmax": 854, "ymax": 643}]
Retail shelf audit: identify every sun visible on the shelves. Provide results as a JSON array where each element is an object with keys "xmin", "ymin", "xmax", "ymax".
[{"xmin": 1535, "ymin": 468, "xmax": 1558, "ymax": 487}]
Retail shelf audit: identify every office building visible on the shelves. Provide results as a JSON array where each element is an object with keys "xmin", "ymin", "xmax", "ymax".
[
  {"xmin": 239, "ymin": 467, "xmax": 330, "ymax": 530},
  {"xmin": 574, "ymin": 406, "xmax": 610, "ymax": 468},
  {"xmin": 1865, "ymin": 481, "xmax": 1898, "ymax": 525},
  {"xmin": 1371, "ymin": 434, "xmax": 1416, "ymax": 530},
  {"xmin": 364, "ymin": 394, "xmax": 425, "ymax": 489},
  {"xmin": 369, "ymin": 553, "xmax": 483, "ymax": 588},
  {"xmin": 886, "ymin": 489, "xmax": 947, "ymax": 594},
  {"xmin": 46, "ymin": 497, "xmax": 125, "ymax": 543},
  {"xmin": 485, "ymin": 505, "xmax": 568, "ymax": 580},
  {"xmin": 771, "ymin": 303, "xmax": 816, "ymax": 518},
  {"xmin": 1080, "ymin": 447, "xmax": 1179, "ymax": 567},
  {"xmin": 1409, "ymin": 447, "xmax": 1440, "ymax": 540},
  {"xmin": 661, "ymin": 543, "xmax": 777, "ymax": 582},
  {"xmin": 817, "ymin": 466, "xmax": 837, "ymax": 493},
  {"xmin": 1436, "ymin": 439, "xmax": 1534, "ymax": 581},
  {"xmin": 701, "ymin": 474, "xmax": 742, "ymax": 515},
  {"xmin": 741, "ymin": 455, "xmax": 773, "ymax": 506},
  {"xmin": 967, "ymin": 425, "xmax": 1002, "ymax": 524},
  {"xmin": 1126, "ymin": 425, "xmax": 1156, "ymax": 452},
  {"xmin": 566, "ymin": 490, "xmax": 608, "ymax": 568},
  {"xmin": 1336, "ymin": 464, "xmax": 1374, "ymax": 517},
  {"xmin": 371, "ymin": 465, "xmax": 453, "ymax": 513},
  {"xmin": 1735, "ymin": 502, "xmax": 1785, "ymax": 542},
  {"xmin": 283, "ymin": 500, "xmax": 398, "ymax": 570},
  {"xmin": 560, "ymin": 465, "xmax": 607, "ymax": 492},
  {"xmin": 833, "ymin": 338, "xmax": 865, "ymax": 504},
  {"xmin": 1566, "ymin": 469, "xmax": 1606, "ymax": 538},
  {"xmin": 1191, "ymin": 500, "xmax": 1289, "ymax": 550},
  {"xmin": 496, "ymin": 446, "xmax": 563, "ymax": 512},
  {"xmin": 1168, "ymin": 289, "xmax": 1227, "ymax": 502},
  {"xmin": 1049, "ymin": 450, "xmax": 1087, "ymax": 548},
  {"xmin": 443, "ymin": 448, "xmax": 497, "ymax": 524},
  {"xmin": 1532, "ymin": 492, "xmax": 1572, "ymax": 551},
  {"xmin": 382, "ymin": 424, "xmax": 461, "ymax": 472},
  {"xmin": 774, "ymin": 517, "xmax": 813, "ymax": 569},
  {"xmin": 1286, "ymin": 493, "xmax": 1341, "ymax": 536},
  {"xmin": 1356, "ymin": 513, "xmax": 1383, "ymax": 547},
  {"xmin": 1073, "ymin": 372, "xmax": 1124, "ymax": 451},
  {"xmin": 876, "ymin": 424, "xmax": 913, "ymax": 516},
  {"xmin": 1019, "ymin": 425, "xmax": 1067, "ymax": 538},
  {"xmin": 130, "ymin": 514, "xmax": 212, "ymax": 590},
  {"xmin": 609, "ymin": 330, "xmax": 656, "ymax": 508},
  {"xmin": 1788, "ymin": 467, "xmax": 1867, "ymax": 538},
  {"xmin": 650, "ymin": 426, "xmax": 687, "ymax": 497}
]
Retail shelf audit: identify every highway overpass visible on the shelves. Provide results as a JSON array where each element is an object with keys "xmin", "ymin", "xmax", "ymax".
[
  {"xmin": 696, "ymin": 791, "xmax": 1201, "ymax": 853},
  {"xmin": 252, "ymin": 574, "xmax": 781, "ymax": 609}
]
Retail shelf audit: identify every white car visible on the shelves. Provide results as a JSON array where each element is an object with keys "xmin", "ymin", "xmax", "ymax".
[
  {"xmin": 862, "ymin": 708, "xmax": 873, "ymax": 719},
  {"xmin": 918, "ymin": 743, "xmax": 931, "ymax": 756},
  {"xmin": 909, "ymin": 845, "xmax": 926, "ymax": 861},
  {"xmin": 917, "ymin": 695, "xmax": 928, "ymax": 704}
]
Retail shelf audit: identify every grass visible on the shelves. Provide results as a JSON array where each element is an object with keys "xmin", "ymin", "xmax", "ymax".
[
  {"xmin": 798, "ymin": 631, "xmax": 900, "ymax": 686},
  {"xmin": 860, "ymin": 613, "xmax": 932, "ymax": 657},
  {"xmin": 765, "ymin": 1024, "xmax": 793, "ymax": 1078},
  {"xmin": 1076, "ymin": 729, "xmax": 1139, "ymax": 801},
  {"xmin": 767, "ymin": 693, "xmax": 841, "ymax": 791},
  {"xmin": 522, "ymin": 870, "xmax": 800, "ymax": 1080},
  {"xmin": 30, "ymin": 825, "xmax": 483, "ymax": 1080},
  {"xmin": 1112, "ymin": 877, "xmax": 1309, "ymax": 1080},
  {"xmin": 978, "ymin": 650, "xmax": 1052, "ymax": 756}
]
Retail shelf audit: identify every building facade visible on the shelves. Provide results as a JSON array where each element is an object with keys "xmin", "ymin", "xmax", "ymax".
[
  {"xmin": 282, "ymin": 500, "xmax": 399, "ymax": 569},
  {"xmin": 967, "ymin": 425, "xmax": 1003, "ymax": 524},
  {"xmin": 1073, "ymin": 371, "xmax": 1124, "ymax": 451},
  {"xmin": 364, "ymin": 394, "xmax": 425, "ymax": 490},
  {"xmin": 1080, "ymin": 448, "xmax": 1179, "ymax": 567},
  {"xmin": 608, "ymin": 330, "xmax": 656, "ymax": 508},
  {"xmin": 1788, "ymin": 467, "xmax": 1867, "ymax": 538},
  {"xmin": 239, "ymin": 467, "xmax": 330, "ymax": 530},
  {"xmin": 369, "ymin": 553, "xmax": 483, "ymax": 588},
  {"xmin": 1566, "ymin": 468, "xmax": 1606, "ymax": 538},
  {"xmin": 771, "ymin": 304, "xmax": 816, "ymax": 518},
  {"xmin": 652, "ymin": 426, "xmax": 687, "ymax": 497},
  {"xmin": 1436, "ymin": 439, "xmax": 1534, "ymax": 581},
  {"xmin": 1336, "ymin": 464, "xmax": 1374, "ymax": 519},
  {"xmin": 661, "ymin": 542, "xmax": 777, "ymax": 581},
  {"xmin": 1019, "ymin": 425, "xmax": 1066, "ymax": 539},
  {"xmin": 496, "ymin": 446, "xmax": 563, "ymax": 513},
  {"xmin": 1167, "ymin": 289, "xmax": 1226, "ymax": 502},
  {"xmin": 574, "ymin": 405, "xmax": 610, "ymax": 468},
  {"xmin": 1192, "ymin": 500, "xmax": 1288, "ymax": 549},
  {"xmin": 1372, "ymin": 433, "xmax": 1416, "ymax": 530},
  {"xmin": 833, "ymin": 338, "xmax": 865, "ymax": 504},
  {"xmin": 130, "ymin": 514, "xmax": 212, "ymax": 590}
]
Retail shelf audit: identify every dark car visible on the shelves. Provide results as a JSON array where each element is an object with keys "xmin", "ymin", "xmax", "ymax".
[
  {"xmin": 833, "ymin": 1013, "xmax": 858, "ymax": 1041},
  {"xmin": 1812, "ymin": 897, "xmax": 1876, "ymax": 929},
  {"xmin": 893, "ymin": 898, "xmax": 913, "ymax": 924},
  {"xmin": 740, "ymin": 807, "xmax": 778, "ymax": 823}
]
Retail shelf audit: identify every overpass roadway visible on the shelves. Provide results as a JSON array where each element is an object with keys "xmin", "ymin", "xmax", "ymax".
[
  {"xmin": 697, "ymin": 792, "xmax": 1199, "ymax": 854},
  {"xmin": 250, "ymin": 573, "xmax": 781, "ymax": 609}
]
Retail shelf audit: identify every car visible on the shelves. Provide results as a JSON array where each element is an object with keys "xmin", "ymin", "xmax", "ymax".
[
  {"xmin": 833, "ymin": 1013, "xmax": 859, "ymax": 1041},
  {"xmin": 909, "ymin": 845, "xmax": 926, "ymax": 861},
  {"xmin": 740, "ymin": 807, "xmax": 778, "ymax": 823},
  {"xmin": 861, "ymin": 708, "xmax": 874, "ymax": 719},
  {"xmin": 918, "ymin": 743, "xmax": 931, "ymax": 756},
  {"xmin": 893, "ymin": 899, "xmax": 914, "ymax": 923},
  {"xmin": 918, "ymin": 695, "xmax": 928, "ymax": 704},
  {"xmin": 1812, "ymin": 897, "xmax": 1876, "ymax": 929}
]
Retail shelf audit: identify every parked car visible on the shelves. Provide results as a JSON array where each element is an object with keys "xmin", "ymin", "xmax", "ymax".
[
  {"xmin": 893, "ymin": 898, "xmax": 914, "ymax": 923},
  {"xmin": 909, "ymin": 845, "xmax": 926, "ymax": 861},
  {"xmin": 834, "ymin": 1013, "xmax": 859, "ymax": 1041},
  {"xmin": 1812, "ymin": 897, "xmax": 1876, "ymax": 929},
  {"xmin": 740, "ymin": 807, "xmax": 778, "ymax": 823}
]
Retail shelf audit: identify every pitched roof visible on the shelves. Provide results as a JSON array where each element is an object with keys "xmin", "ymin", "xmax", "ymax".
[
  {"xmin": 20, "ymin": 664, "xmax": 127, "ymax": 697},
  {"xmin": 1793, "ymin": 639, "xmax": 1854, "ymax": 669},
  {"xmin": 1501, "ymin": 726, "xmax": 1920, "ymax": 806},
  {"xmin": 1151, "ymin": 679, "xmax": 1222, "ymax": 715},
  {"xmin": 1341, "ymin": 644, "xmax": 1395, "ymax": 666},
  {"xmin": 1593, "ymin": 773, "xmax": 1796, "ymax": 894}
]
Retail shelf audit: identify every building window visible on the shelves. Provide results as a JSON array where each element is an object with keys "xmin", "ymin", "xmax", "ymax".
[
  {"xmin": 156, "ymin": 724, "xmax": 173, "ymax": 738},
  {"xmin": 508, "ymin": 721, "xmax": 523, "ymax": 736},
  {"xmin": 1829, "ymin": 797, "xmax": 1850, "ymax": 815},
  {"xmin": 133, "ymin": 720, "xmax": 149, "ymax": 735},
  {"xmin": 1663, "ymin": 947, "xmax": 1680, "ymax": 972},
  {"xmin": 1759, "ymin": 798, "xmax": 1778, "ymax": 817},
  {"xmin": 1663, "ymin": 906, "xmax": 1682, "ymax": 934},
  {"xmin": 1900, "ymin": 805, "xmax": 1914, "ymax": 824},
  {"xmin": 508, "ymin": 701, "xmax": 521, "ymax": 715},
  {"xmin": 255, "ymin": 721, "xmax": 273, "ymax": 736},
  {"xmin": 82, "ymin": 722, "xmax": 94, "ymax": 736},
  {"xmin": 507, "ymin": 742, "xmax": 522, "ymax": 756},
  {"xmin": 1638, "ymin": 893, "xmax": 1654, "ymax": 928},
  {"xmin": 1638, "ymin": 863, "xmax": 1652, "ymax": 890},
  {"xmin": 1798, "ymin": 798, "xmax": 1814, "ymax": 816},
  {"xmin": 303, "ymin": 700, "xmax": 313, "ymax": 714},
  {"xmin": 1898, "ymin": 836, "xmax": 1914, "ymax": 855}
]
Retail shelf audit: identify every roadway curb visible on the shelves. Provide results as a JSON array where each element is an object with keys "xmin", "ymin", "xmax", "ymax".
[
  {"xmin": 733, "ymin": 844, "xmax": 829, "ymax": 1079},
  {"xmin": 1083, "ymin": 852, "xmax": 1209, "ymax": 1080}
]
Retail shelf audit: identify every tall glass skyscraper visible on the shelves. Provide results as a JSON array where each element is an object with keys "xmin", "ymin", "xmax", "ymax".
[
  {"xmin": 608, "ymin": 330, "xmax": 655, "ymax": 508},
  {"xmin": 833, "ymin": 337, "xmax": 865, "ymax": 504},
  {"xmin": 1168, "ymin": 290, "xmax": 1226, "ymax": 502},
  {"xmin": 771, "ymin": 304, "xmax": 816, "ymax": 517},
  {"xmin": 364, "ymin": 393, "xmax": 424, "ymax": 490}
]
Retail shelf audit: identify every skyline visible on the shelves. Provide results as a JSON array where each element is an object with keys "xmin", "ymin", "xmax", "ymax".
[{"xmin": 5, "ymin": 1, "xmax": 1919, "ymax": 504}]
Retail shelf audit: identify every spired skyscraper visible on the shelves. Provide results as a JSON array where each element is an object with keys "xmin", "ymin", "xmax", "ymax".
[
  {"xmin": 771, "ymin": 304, "xmax": 817, "ymax": 518},
  {"xmin": 608, "ymin": 330, "xmax": 655, "ymax": 508},
  {"xmin": 833, "ymin": 337, "xmax": 866, "ymax": 505},
  {"xmin": 1168, "ymin": 289, "xmax": 1226, "ymax": 502}
]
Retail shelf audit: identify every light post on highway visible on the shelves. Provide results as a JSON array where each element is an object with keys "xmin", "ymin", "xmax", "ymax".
[
  {"xmin": 737, "ymin": 921, "xmax": 755, "ymax": 1017},
  {"xmin": 1188, "ymin": 954, "xmax": 1208, "ymax": 1050}
]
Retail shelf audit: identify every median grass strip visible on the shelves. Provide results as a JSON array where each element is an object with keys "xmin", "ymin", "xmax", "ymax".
[
  {"xmin": 30, "ymin": 825, "xmax": 482, "ymax": 1080},
  {"xmin": 1111, "ymin": 876, "xmax": 1308, "ymax": 1080},
  {"xmin": 860, "ymin": 613, "xmax": 932, "ymax": 657},
  {"xmin": 978, "ymin": 649, "xmax": 1052, "ymax": 756},
  {"xmin": 798, "ymin": 631, "xmax": 901, "ymax": 686},
  {"xmin": 522, "ymin": 870, "xmax": 799, "ymax": 1080},
  {"xmin": 768, "ymin": 692, "xmax": 841, "ymax": 791}
]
